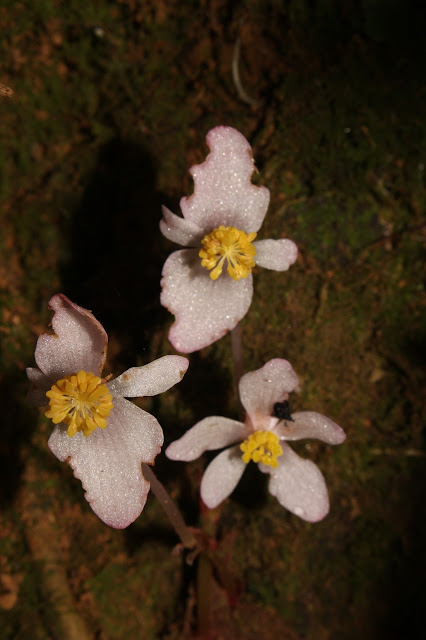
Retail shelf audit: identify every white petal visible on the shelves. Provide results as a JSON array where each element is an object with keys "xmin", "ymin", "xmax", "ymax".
[
  {"xmin": 26, "ymin": 367, "xmax": 51, "ymax": 406},
  {"xmin": 161, "ymin": 249, "xmax": 253, "ymax": 353},
  {"xmin": 107, "ymin": 356, "xmax": 189, "ymax": 398},
  {"xmin": 239, "ymin": 360, "xmax": 299, "ymax": 428},
  {"xmin": 180, "ymin": 127, "xmax": 270, "ymax": 232},
  {"xmin": 159, "ymin": 205, "xmax": 204, "ymax": 246},
  {"xmin": 253, "ymin": 239, "xmax": 298, "ymax": 271},
  {"xmin": 266, "ymin": 443, "xmax": 330, "ymax": 522},
  {"xmin": 35, "ymin": 294, "xmax": 107, "ymax": 380},
  {"xmin": 277, "ymin": 411, "xmax": 346, "ymax": 445},
  {"xmin": 200, "ymin": 446, "xmax": 247, "ymax": 509},
  {"xmin": 166, "ymin": 417, "xmax": 248, "ymax": 461},
  {"xmin": 48, "ymin": 397, "xmax": 163, "ymax": 529}
]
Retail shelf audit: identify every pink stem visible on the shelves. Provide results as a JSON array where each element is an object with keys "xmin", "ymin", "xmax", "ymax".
[
  {"xmin": 141, "ymin": 463, "xmax": 196, "ymax": 549},
  {"xmin": 231, "ymin": 324, "xmax": 244, "ymax": 420}
]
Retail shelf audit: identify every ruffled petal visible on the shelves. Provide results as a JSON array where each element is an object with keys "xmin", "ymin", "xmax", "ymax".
[
  {"xmin": 26, "ymin": 367, "xmax": 51, "ymax": 406},
  {"xmin": 239, "ymin": 359, "xmax": 299, "ymax": 428},
  {"xmin": 166, "ymin": 416, "xmax": 248, "ymax": 461},
  {"xmin": 276, "ymin": 411, "xmax": 346, "ymax": 445},
  {"xmin": 159, "ymin": 205, "xmax": 204, "ymax": 247},
  {"xmin": 35, "ymin": 294, "xmax": 107, "ymax": 381},
  {"xmin": 200, "ymin": 445, "xmax": 247, "ymax": 508},
  {"xmin": 265, "ymin": 443, "xmax": 330, "ymax": 522},
  {"xmin": 107, "ymin": 356, "xmax": 189, "ymax": 398},
  {"xmin": 253, "ymin": 239, "xmax": 298, "ymax": 271},
  {"xmin": 161, "ymin": 249, "xmax": 253, "ymax": 353},
  {"xmin": 47, "ymin": 397, "xmax": 163, "ymax": 529},
  {"xmin": 180, "ymin": 127, "xmax": 270, "ymax": 233}
]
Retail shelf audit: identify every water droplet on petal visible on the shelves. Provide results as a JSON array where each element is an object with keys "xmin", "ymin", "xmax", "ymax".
[{"xmin": 294, "ymin": 506, "xmax": 304, "ymax": 517}]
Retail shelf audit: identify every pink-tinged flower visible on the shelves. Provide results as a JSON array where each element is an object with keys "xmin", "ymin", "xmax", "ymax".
[
  {"xmin": 166, "ymin": 359, "xmax": 345, "ymax": 522},
  {"xmin": 160, "ymin": 126, "xmax": 298, "ymax": 353},
  {"xmin": 27, "ymin": 294, "xmax": 189, "ymax": 529}
]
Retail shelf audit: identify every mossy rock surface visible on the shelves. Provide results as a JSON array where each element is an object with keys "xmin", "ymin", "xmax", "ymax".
[{"xmin": 1, "ymin": 1, "xmax": 425, "ymax": 638}]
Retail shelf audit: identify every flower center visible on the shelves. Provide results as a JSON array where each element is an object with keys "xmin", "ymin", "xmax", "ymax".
[
  {"xmin": 240, "ymin": 430, "xmax": 283, "ymax": 468},
  {"xmin": 199, "ymin": 225, "xmax": 257, "ymax": 281},
  {"xmin": 45, "ymin": 370, "xmax": 113, "ymax": 438}
]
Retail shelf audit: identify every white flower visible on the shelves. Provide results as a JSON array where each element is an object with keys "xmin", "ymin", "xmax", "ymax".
[
  {"xmin": 27, "ymin": 294, "xmax": 189, "ymax": 529},
  {"xmin": 166, "ymin": 360, "xmax": 345, "ymax": 522},
  {"xmin": 160, "ymin": 126, "xmax": 298, "ymax": 353}
]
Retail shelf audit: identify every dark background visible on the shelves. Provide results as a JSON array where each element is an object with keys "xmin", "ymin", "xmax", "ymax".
[{"xmin": 0, "ymin": 1, "xmax": 425, "ymax": 638}]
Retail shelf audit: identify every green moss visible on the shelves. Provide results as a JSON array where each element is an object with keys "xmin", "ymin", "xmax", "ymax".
[
  {"xmin": 87, "ymin": 549, "xmax": 181, "ymax": 639},
  {"xmin": 1, "ymin": 1, "xmax": 425, "ymax": 638}
]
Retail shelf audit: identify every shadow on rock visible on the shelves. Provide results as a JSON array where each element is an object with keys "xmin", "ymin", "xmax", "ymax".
[{"xmin": 60, "ymin": 136, "xmax": 169, "ymax": 371}]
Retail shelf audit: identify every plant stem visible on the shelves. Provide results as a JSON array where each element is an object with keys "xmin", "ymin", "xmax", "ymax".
[
  {"xmin": 141, "ymin": 463, "xmax": 197, "ymax": 549},
  {"xmin": 231, "ymin": 323, "xmax": 244, "ymax": 420}
]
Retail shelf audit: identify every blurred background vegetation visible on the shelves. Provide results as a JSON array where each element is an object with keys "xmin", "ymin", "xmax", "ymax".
[{"xmin": 0, "ymin": 1, "xmax": 425, "ymax": 638}]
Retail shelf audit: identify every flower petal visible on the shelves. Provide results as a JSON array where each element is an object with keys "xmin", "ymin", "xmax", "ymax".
[
  {"xmin": 107, "ymin": 356, "xmax": 189, "ymax": 398},
  {"xmin": 26, "ymin": 367, "xmax": 51, "ymax": 406},
  {"xmin": 239, "ymin": 359, "xmax": 299, "ymax": 428},
  {"xmin": 161, "ymin": 249, "xmax": 253, "ymax": 353},
  {"xmin": 253, "ymin": 239, "xmax": 298, "ymax": 271},
  {"xmin": 35, "ymin": 294, "xmax": 107, "ymax": 381},
  {"xmin": 200, "ymin": 446, "xmax": 247, "ymax": 509},
  {"xmin": 266, "ymin": 443, "xmax": 330, "ymax": 522},
  {"xmin": 180, "ymin": 126, "xmax": 270, "ymax": 233},
  {"xmin": 160, "ymin": 205, "xmax": 204, "ymax": 247},
  {"xmin": 166, "ymin": 417, "xmax": 248, "ymax": 461},
  {"xmin": 48, "ymin": 397, "xmax": 163, "ymax": 529},
  {"xmin": 276, "ymin": 411, "xmax": 346, "ymax": 445}
]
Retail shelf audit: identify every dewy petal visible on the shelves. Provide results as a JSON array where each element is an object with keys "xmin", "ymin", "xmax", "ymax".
[
  {"xmin": 239, "ymin": 359, "xmax": 299, "ymax": 428},
  {"xmin": 200, "ymin": 445, "xmax": 247, "ymax": 509},
  {"xmin": 26, "ymin": 367, "xmax": 51, "ymax": 406},
  {"xmin": 35, "ymin": 294, "xmax": 107, "ymax": 381},
  {"xmin": 107, "ymin": 356, "xmax": 189, "ymax": 398},
  {"xmin": 180, "ymin": 126, "xmax": 270, "ymax": 233},
  {"xmin": 266, "ymin": 443, "xmax": 330, "ymax": 522},
  {"xmin": 48, "ymin": 397, "xmax": 163, "ymax": 529},
  {"xmin": 277, "ymin": 411, "xmax": 346, "ymax": 445},
  {"xmin": 159, "ymin": 205, "xmax": 204, "ymax": 247},
  {"xmin": 166, "ymin": 416, "xmax": 248, "ymax": 461},
  {"xmin": 253, "ymin": 239, "xmax": 298, "ymax": 271},
  {"xmin": 161, "ymin": 249, "xmax": 253, "ymax": 353}
]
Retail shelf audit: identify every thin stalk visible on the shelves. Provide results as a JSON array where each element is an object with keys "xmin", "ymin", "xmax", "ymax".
[
  {"xmin": 231, "ymin": 324, "xmax": 244, "ymax": 420},
  {"xmin": 141, "ymin": 463, "xmax": 197, "ymax": 549}
]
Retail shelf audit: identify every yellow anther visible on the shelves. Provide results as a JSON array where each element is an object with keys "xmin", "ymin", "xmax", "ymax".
[
  {"xmin": 199, "ymin": 225, "xmax": 257, "ymax": 281},
  {"xmin": 240, "ymin": 430, "xmax": 283, "ymax": 468},
  {"xmin": 45, "ymin": 370, "xmax": 113, "ymax": 437}
]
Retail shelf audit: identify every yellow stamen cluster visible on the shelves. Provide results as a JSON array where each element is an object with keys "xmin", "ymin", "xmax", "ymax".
[
  {"xmin": 240, "ymin": 430, "xmax": 283, "ymax": 468},
  {"xmin": 45, "ymin": 370, "xmax": 113, "ymax": 437},
  {"xmin": 199, "ymin": 225, "xmax": 257, "ymax": 281}
]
